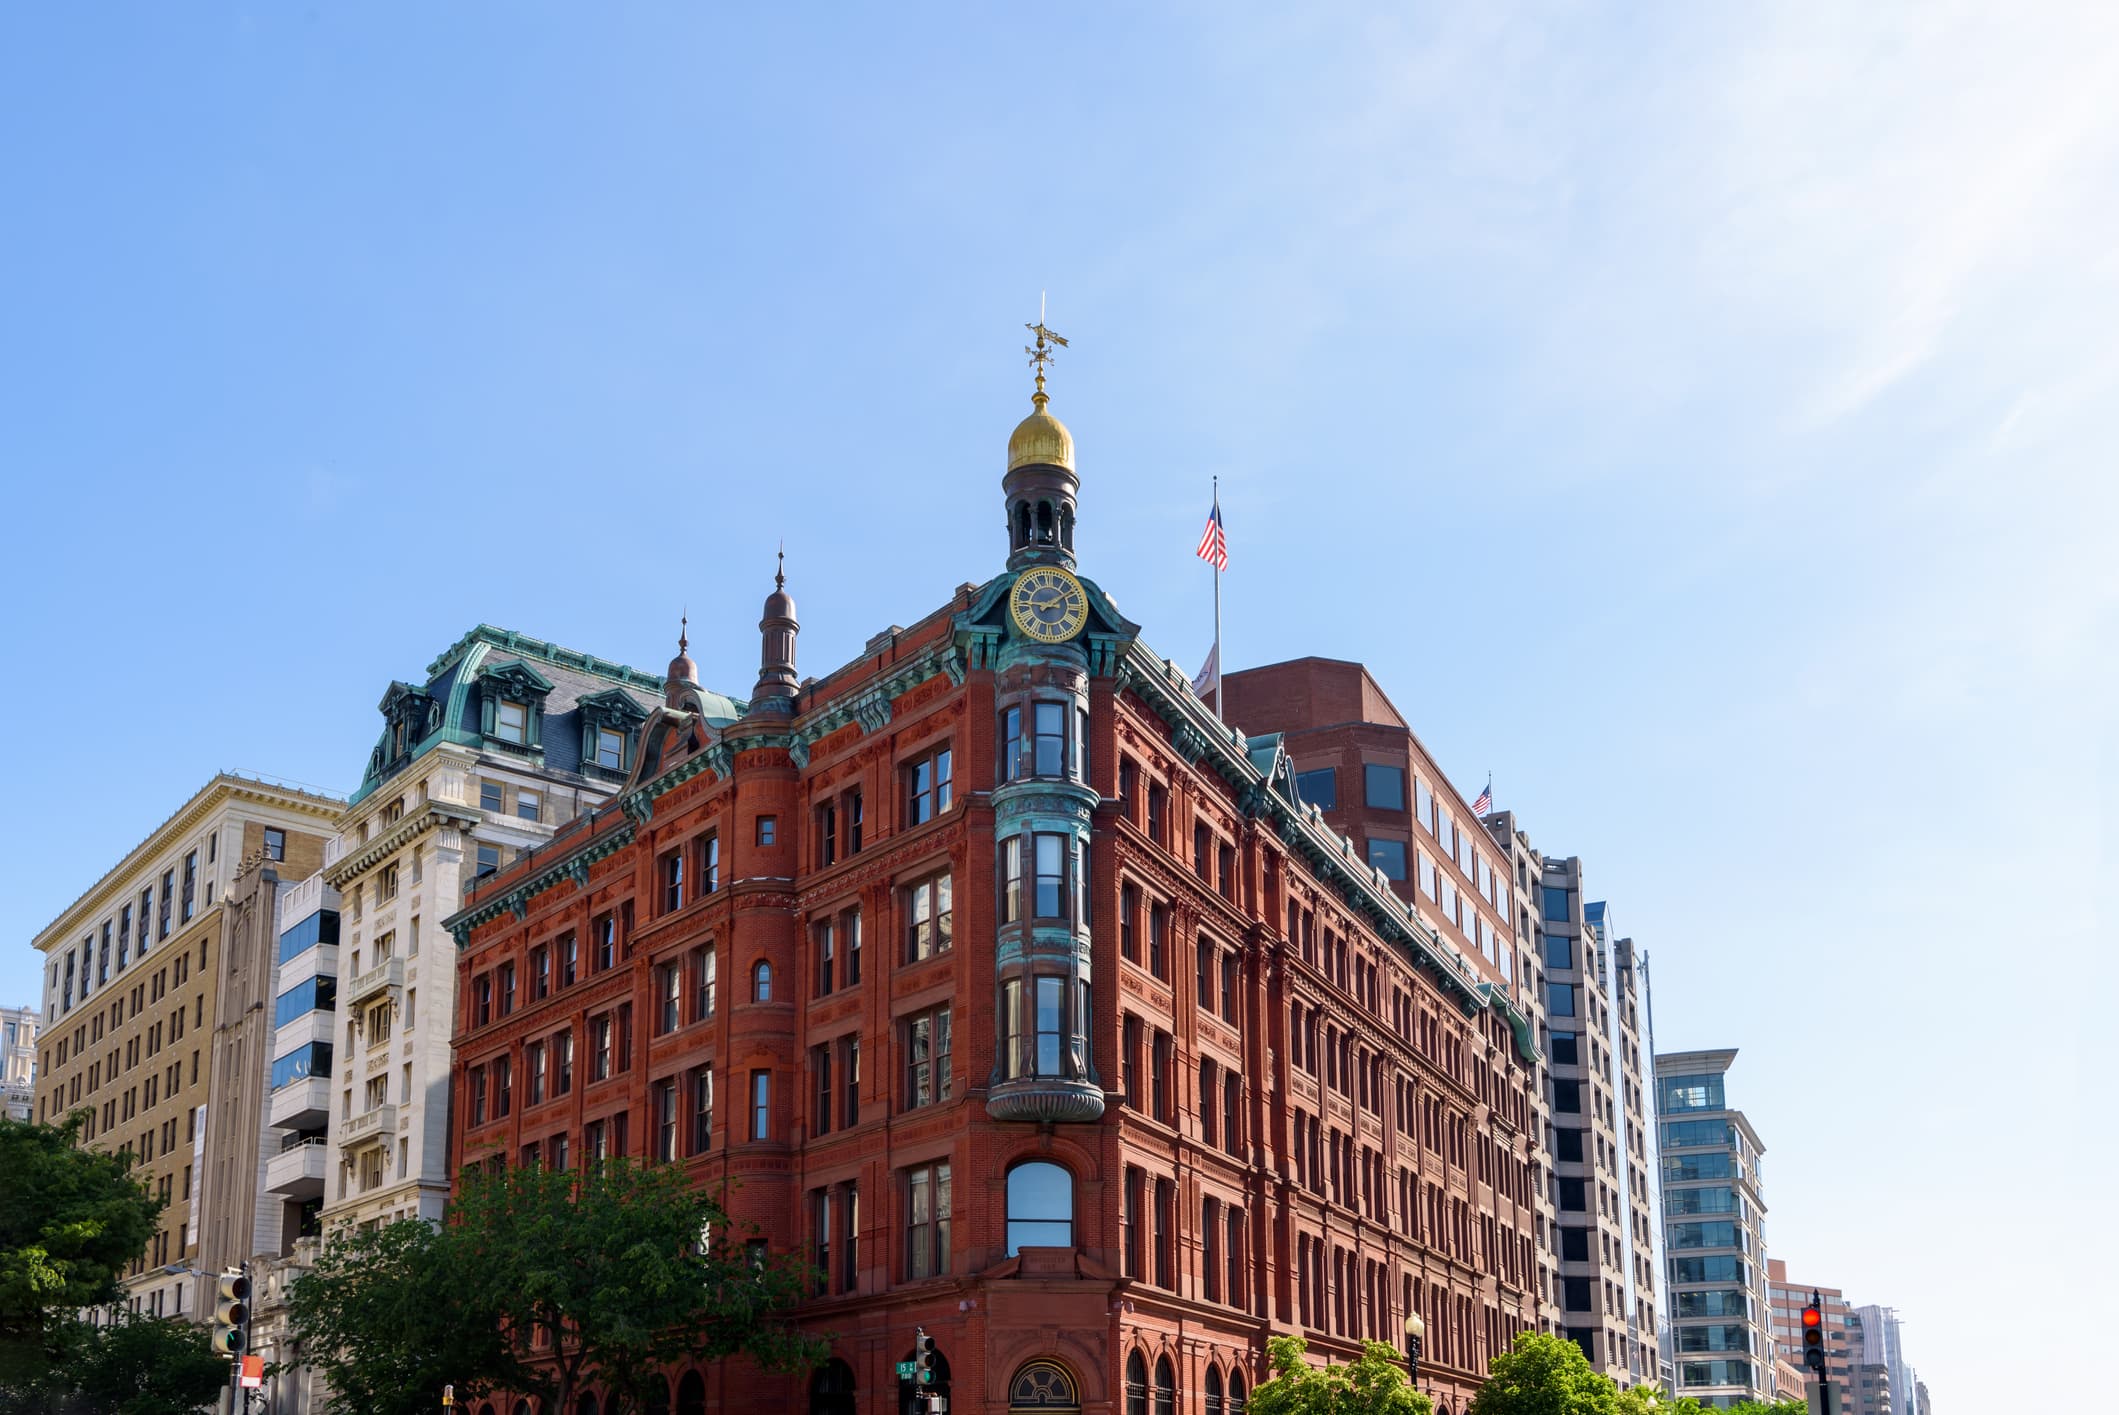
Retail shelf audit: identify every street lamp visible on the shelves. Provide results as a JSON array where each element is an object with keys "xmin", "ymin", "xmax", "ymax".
[{"xmin": 1405, "ymin": 1311, "xmax": 1425, "ymax": 1384}]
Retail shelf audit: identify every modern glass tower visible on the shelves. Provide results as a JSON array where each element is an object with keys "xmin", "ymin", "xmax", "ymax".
[{"xmin": 1655, "ymin": 1048, "xmax": 1774, "ymax": 1407}]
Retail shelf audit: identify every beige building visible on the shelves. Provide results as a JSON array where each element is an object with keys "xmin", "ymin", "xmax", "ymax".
[
  {"xmin": 3, "ymin": 1005, "xmax": 37, "ymax": 1120},
  {"xmin": 31, "ymin": 774, "xmax": 339, "ymax": 1317},
  {"xmin": 315, "ymin": 626, "xmax": 670, "ymax": 1234}
]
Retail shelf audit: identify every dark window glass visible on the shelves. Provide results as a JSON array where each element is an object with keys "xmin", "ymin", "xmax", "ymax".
[
  {"xmin": 1366, "ymin": 838, "xmax": 1407, "ymax": 880},
  {"xmin": 1294, "ymin": 768, "xmax": 1336, "ymax": 809},
  {"xmin": 1363, "ymin": 764, "xmax": 1406, "ymax": 810}
]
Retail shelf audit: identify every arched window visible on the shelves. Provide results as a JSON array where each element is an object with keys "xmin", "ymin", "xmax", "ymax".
[
  {"xmin": 1008, "ymin": 1360, "xmax": 1079, "ymax": 1410},
  {"xmin": 1205, "ymin": 1365, "xmax": 1223, "ymax": 1415},
  {"xmin": 1124, "ymin": 1353, "xmax": 1148, "ymax": 1415},
  {"xmin": 1152, "ymin": 1357, "xmax": 1175, "ymax": 1415},
  {"xmin": 752, "ymin": 960, "xmax": 772, "ymax": 1002},
  {"xmin": 1228, "ymin": 1369, "xmax": 1247, "ymax": 1415},
  {"xmin": 1006, "ymin": 1161, "xmax": 1074, "ymax": 1254},
  {"xmin": 810, "ymin": 1357, "xmax": 856, "ymax": 1415},
  {"xmin": 676, "ymin": 1372, "xmax": 705, "ymax": 1415}
]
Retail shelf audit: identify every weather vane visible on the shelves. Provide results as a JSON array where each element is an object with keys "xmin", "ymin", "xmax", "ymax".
[{"xmin": 1025, "ymin": 290, "xmax": 1068, "ymax": 398}]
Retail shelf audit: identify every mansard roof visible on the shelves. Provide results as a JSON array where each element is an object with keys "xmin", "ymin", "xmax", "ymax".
[{"xmin": 352, "ymin": 625, "xmax": 718, "ymax": 804}]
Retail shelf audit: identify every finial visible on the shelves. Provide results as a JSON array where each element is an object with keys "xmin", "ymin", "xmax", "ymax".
[
  {"xmin": 776, "ymin": 542, "xmax": 785, "ymax": 590},
  {"xmin": 678, "ymin": 608, "xmax": 688, "ymax": 654},
  {"xmin": 1025, "ymin": 304, "xmax": 1069, "ymax": 409}
]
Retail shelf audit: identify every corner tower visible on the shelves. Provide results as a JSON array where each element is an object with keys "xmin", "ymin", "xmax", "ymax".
[{"xmin": 986, "ymin": 320, "xmax": 1103, "ymax": 1123}]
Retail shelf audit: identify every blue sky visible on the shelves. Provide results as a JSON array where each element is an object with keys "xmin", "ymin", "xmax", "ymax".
[{"xmin": 2, "ymin": 4, "xmax": 2109, "ymax": 1401}]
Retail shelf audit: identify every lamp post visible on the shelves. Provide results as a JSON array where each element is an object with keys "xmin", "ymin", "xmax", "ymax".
[{"xmin": 1405, "ymin": 1311, "xmax": 1425, "ymax": 1385}]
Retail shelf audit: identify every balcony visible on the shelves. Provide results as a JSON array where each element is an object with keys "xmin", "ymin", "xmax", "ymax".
[
  {"xmin": 339, "ymin": 1103, "xmax": 397, "ymax": 1150},
  {"xmin": 265, "ymin": 1139, "xmax": 328, "ymax": 1199},
  {"xmin": 268, "ymin": 1077, "xmax": 331, "ymax": 1132},
  {"xmin": 986, "ymin": 1075, "xmax": 1106, "ymax": 1125},
  {"xmin": 345, "ymin": 957, "xmax": 402, "ymax": 1008}
]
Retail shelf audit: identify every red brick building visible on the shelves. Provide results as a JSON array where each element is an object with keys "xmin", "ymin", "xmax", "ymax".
[{"xmin": 447, "ymin": 368, "xmax": 1545, "ymax": 1415}]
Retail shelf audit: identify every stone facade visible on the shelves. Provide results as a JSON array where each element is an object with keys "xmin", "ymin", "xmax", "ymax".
[
  {"xmin": 30, "ymin": 774, "xmax": 340, "ymax": 1318},
  {"xmin": 2, "ymin": 1004, "xmax": 38, "ymax": 1121}
]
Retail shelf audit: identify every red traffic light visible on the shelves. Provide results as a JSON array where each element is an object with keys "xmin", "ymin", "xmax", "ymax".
[{"xmin": 1802, "ymin": 1307, "xmax": 1822, "ymax": 1329}]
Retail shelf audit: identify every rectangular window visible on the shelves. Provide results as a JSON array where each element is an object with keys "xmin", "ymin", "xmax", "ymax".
[
  {"xmin": 531, "ymin": 946, "xmax": 550, "ymax": 1000},
  {"xmin": 595, "ymin": 915, "xmax": 617, "ymax": 972},
  {"xmin": 516, "ymin": 789, "xmax": 541, "ymax": 823},
  {"xmin": 755, "ymin": 815, "xmax": 776, "ymax": 846},
  {"xmin": 527, "ymin": 1042, "xmax": 546, "ymax": 1105},
  {"xmin": 592, "ymin": 1015, "xmax": 612, "ymax": 1081},
  {"xmin": 690, "ymin": 1065, "xmax": 713, "ymax": 1153},
  {"xmin": 1544, "ymin": 932, "xmax": 1572, "ymax": 970},
  {"xmin": 1548, "ymin": 983, "xmax": 1576, "ymax": 1017},
  {"xmin": 698, "ymin": 833, "xmax": 720, "ymax": 893},
  {"xmin": 560, "ymin": 933, "xmax": 579, "ymax": 987},
  {"xmin": 843, "ymin": 909, "xmax": 861, "ymax": 986},
  {"xmin": 691, "ymin": 944, "xmax": 717, "ymax": 1021},
  {"xmin": 999, "ymin": 705, "xmax": 1023, "ymax": 783},
  {"xmin": 263, "ymin": 829, "xmax": 285, "ymax": 862},
  {"xmin": 904, "ymin": 1007, "xmax": 953, "ymax": 1108},
  {"xmin": 1033, "ymin": 701, "xmax": 1067, "ymax": 777},
  {"xmin": 596, "ymin": 727, "xmax": 626, "ymax": 771},
  {"xmin": 811, "ymin": 1044, "xmax": 834, "ymax": 1136},
  {"xmin": 480, "ymin": 781, "xmax": 505, "ymax": 812},
  {"xmin": 495, "ymin": 700, "xmax": 528, "ymax": 744},
  {"xmin": 905, "ymin": 746, "xmax": 953, "ymax": 824},
  {"xmin": 476, "ymin": 845, "xmax": 501, "ymax": 878},
  {"xmin": 654, "ymin": 1079, "xmax": 678, "ymax": 1162},
  {"xmin": 1000, "ymin": 836, "xmax": 1023, "ymax": 924},
  {"xmin": 904, "ymin": 873, "xmax": 953, "ymax": 962},
  {"xmin": 1542, "ymin": 886, "xmax": 1571, "ymax": 923},
  {"xmin": 657, "ymin": 962, "xmax": 681, "ymax": 1033},
  {"xmin": 1119, "ymin": 883, "xmax": 1139, "ymax": 962},
  {"xmin": 1149, "ymin": 902, "xmax": 1168, "ymax": 978},
  {"xmin": 497, "ymin": 962, "xmax": 515, "ymax": 1017},
  {"xmin": 1033, "ymin": 834, "xmax": 1067, "ymax": 919},
  {"xmin": 750, "ymin": 1069, "xmax": 771, "ymax": 1141},
  {"xmin": 1364, "ymin": 763, "xmax": 1406, "ymax": 810},
  {"xmin": 813, "ymin": 919, "xmax": 835, "ymax": 997},
  {"xmin": 905, "ymin": 1162, "xmax": 952, "ymax": 1279},
  {"xmin": 1295, "ymin": 767, "xmax": 1337, "ymax": 809},
  {"xmin": 1151, "ymin": 1031, "xmax": 1171, "ymax": 1122},
  {"xmin": 1367, "ymin": 838, "xmax": 1407, "ymax": 880},
  {"xmin": 661, "ymin": 852, "xmax": 685, "ymax": 914},
  {"xmin": 816, "ymin": 801, "xmax": 838, "ymax": 867}
]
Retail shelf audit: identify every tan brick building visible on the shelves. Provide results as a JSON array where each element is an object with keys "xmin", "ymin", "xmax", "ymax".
[{"xmin": 31, "ymin": 773, "xmax": 338, "ymax": 1317}]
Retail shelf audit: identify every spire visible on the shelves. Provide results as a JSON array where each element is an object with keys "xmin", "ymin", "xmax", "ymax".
[
  {"xmin": 750, "ymin": 549, "xmax": 799, "ymax": 715},
  {"xmin": 1005, "ymin": 305, "xmax": 1080, "ymax": 569},
  {"xmin": 665, "ymin": 610, "xmax": 700, "ymax": 708}
]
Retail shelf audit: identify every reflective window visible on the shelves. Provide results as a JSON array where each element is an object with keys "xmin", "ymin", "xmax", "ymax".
[
  {"xmin": 269, "ymin": 1043, "xmax": 333, "ymax": 1089},
  {"xmin": 1005, "ymin": 1161, "xmax": 1074, "ymax": 1254},
  {"xmin": 273, "ymin": 975, "xmax": 338, "ymax": 1028},
  {"xmin": 1658, "ymin": 1074, "xmax": 1726, "ymax": 1114},
  {"xmin": 1543, "ymin": 932, "xmax": 1572, "ymax": 970},
  {"xmin": 1366, "ymin": 838, "xmax": 1407, "ymax": 880},
  {"xmin": 1541, "ymin": 885, "xmax": 1571, "ymax": 922},
  {"xmin": 1295, "ymin": 768, "xmax": 1336, "ymax": 809},
  {"xmin": 1363, "ymin": 763, "xmax": 1406, "ymax": 810},
  {"xmin": 1547, "ymin": 982, "xmax": 1576, "ymax": 1017}
]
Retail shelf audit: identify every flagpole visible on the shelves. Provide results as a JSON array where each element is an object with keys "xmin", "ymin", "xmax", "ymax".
[{"xmin": 1212, "ymin": 476, "xmax": 1224, "ymax": 720}]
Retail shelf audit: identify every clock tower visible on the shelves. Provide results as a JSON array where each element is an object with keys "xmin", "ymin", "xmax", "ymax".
[{"xmin": 986, "ymin": 320, "xmax": 1104, "ymax": 1124}]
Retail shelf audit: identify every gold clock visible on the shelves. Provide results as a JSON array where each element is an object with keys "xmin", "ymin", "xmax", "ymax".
[{"xmin": 1009, "ymin": 566, "xmax": 1089, "ymax": 644}]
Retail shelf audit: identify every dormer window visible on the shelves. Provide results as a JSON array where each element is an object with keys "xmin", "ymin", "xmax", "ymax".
[
  {"xmin": 576, "ymin": 688, "xmax": 650, "ymax": 779},
  {"xmin": 595, "ymin": 728, "xmax": 625, "ymax": 771},
  {"xmin": 476, "ymin": 660, "xmax": 555, "ymax": 755}
]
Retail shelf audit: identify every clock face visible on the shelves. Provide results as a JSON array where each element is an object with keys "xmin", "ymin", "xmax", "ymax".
[{"xmin": 1009, "ymin": 566, "xmax": 1089, "ymax": 644}]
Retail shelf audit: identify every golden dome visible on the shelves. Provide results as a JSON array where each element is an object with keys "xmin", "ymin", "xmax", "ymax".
[{"xmin": 1007, "ymin": 384, "xmax": 1074, "ymax": 472}]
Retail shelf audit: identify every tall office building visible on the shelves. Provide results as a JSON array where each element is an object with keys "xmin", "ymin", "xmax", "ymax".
[
  {"xmin": 29, "ymin": 774, "xmax": 340, "ymax": 1318},
  {"xmin": 1655, "ymin": 1048, "xmax": 1773, "ymax": 1407},
  {"xmin": 1848, "ymin": 1305, "xmax": 1914, "ymax": 1415},
  {"xmin": 316, "ymin": 626, "xmax": 669, "ymax": 1233},
  {"xmin": 3, "ymin": 1005, "xmax": 39, "ymax": 1120},
  {"xmin": 1221, "ymin": 658, "xmax": 1561, "ymax": 1350},
  {"xmin": 1529, "ymin": 860, "xmax": 1660, "ymax": 1386}
]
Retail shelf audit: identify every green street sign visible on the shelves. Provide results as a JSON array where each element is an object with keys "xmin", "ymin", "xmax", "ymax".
[{"xmin": 896, "ymin": 1362, "xmax": 916, "ymax": 1379}]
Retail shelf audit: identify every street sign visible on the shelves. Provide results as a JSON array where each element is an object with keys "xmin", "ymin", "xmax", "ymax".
[
  {"xmin": 896, "ymin": 1361, "xmax": 916, "ymax": 1379},
  {"xmin": 239, "ymin": 1356, "xmax": 263, "ymax": 1389}
]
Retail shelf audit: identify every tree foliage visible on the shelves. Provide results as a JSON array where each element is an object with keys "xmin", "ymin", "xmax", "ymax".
[
  {"xmin": 1249, "ymin": 1335, "xmax": 1435, "ymax": 1415},
  {"xmin": 0, "ymin": 1310, "xmax": 233, "ymax": 1415},
  {"xmin": 290, "ymin": 1159, "xmax": 825, "ymax": 1415},
  {"xmin": 1469, "ymin": 1332, "xmax": 1627, "ymax": 1415},
  {"xmin": 0, "ymin": 1114, "xmax": 161, "ymax": 1391}
]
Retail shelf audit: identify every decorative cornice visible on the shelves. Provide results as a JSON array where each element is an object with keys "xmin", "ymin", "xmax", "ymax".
[
  {"xmin": 35, "ymin": 773, "xmax": 345, "ymax": 948},
  {"xmin": 447, "ymin": 821, "xmax": 637, "ymax": 946},
  {"xmin": 323, "ymin": 800, "xmax": 480, "ymax": 889}
]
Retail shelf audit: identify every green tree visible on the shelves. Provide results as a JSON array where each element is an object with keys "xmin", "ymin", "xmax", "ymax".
[
  {"xmin": 1725, "ymin": 1401, "xmax": 1805, "ymax": 1415},
  {"xmin": 3, "ymin": 1309, "xmax": 233, "ymax": 1415},
  {"xmin": 286, "ymin": 1210, "xmax": 516, "ymax": 1415},
  {"xmin": 1468, "ymin": 1331, "xmax": 1624, "ymax": 1415},
  {"xmin": 0, "ymin": 1114, "xmax": 161, "ymax": 1391},
  {"xmin": 1249, "ymin": 1334, "xmax": 1435, "ymax": 1415},
  {"xmin": 290, "ymin": 1159, "xmax": 825, "ymax": 1415}
]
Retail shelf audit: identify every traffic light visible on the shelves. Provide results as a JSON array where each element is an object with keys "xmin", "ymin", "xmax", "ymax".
[
  {"xmin": 212, "ymin": 1270, "xmax": 250, "ymax": 1357},
  {"xmin": 914, "ymin": 1328, "xmax": 938, "ymax": 1386},
  {"xmin": 1801, "ymin": 1293, "xmax": 1825, "ymax": 1374}
]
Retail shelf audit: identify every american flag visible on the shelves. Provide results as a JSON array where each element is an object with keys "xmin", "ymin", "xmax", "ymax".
[
  {"xmin": 1472, "ymin": 780, "xmax": 1492, "ymax": 815},
  {"xmin": 1195, "ymin": 500, "xmax": 1228, "ymax": 571}
]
